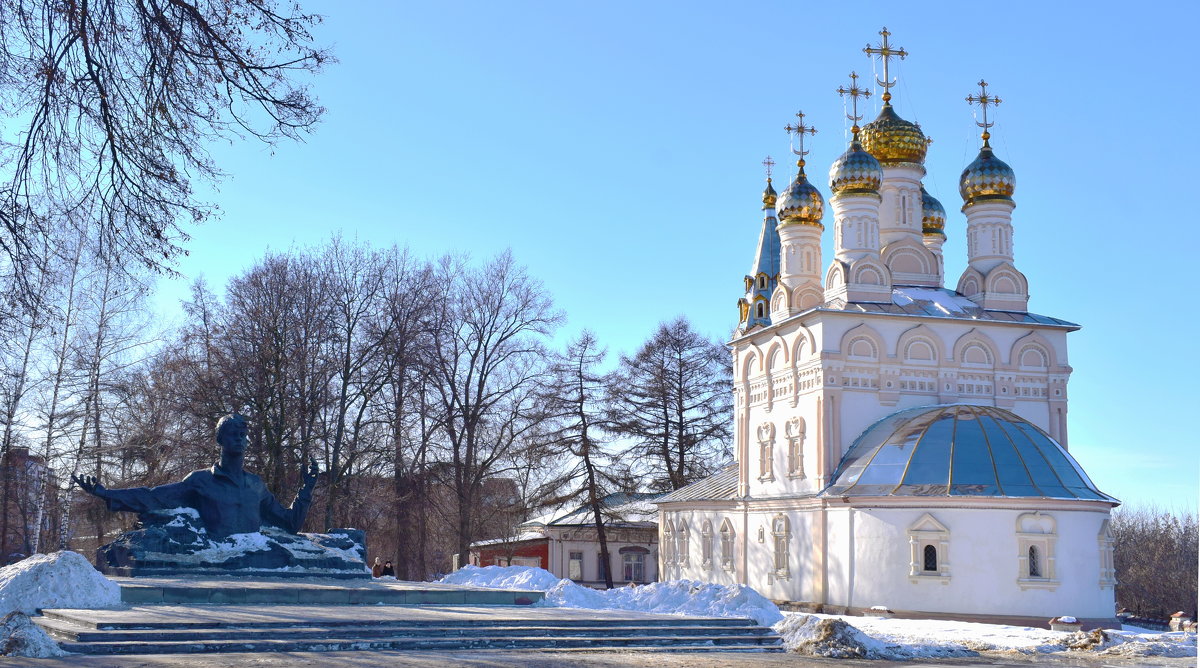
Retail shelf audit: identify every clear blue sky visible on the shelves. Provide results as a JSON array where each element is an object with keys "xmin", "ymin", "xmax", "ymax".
[{"xmin": 154, "ymin": 1, "xmax": 1199, "ymax": 510}]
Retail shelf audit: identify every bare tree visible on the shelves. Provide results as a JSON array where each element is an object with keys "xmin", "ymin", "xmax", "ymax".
[
  {"xmin": 0, "ymin": 0, "xmax": 330, "ymax": 296},
  {"xmin": 609, "ymin": 316, "xmax": 731, "ymax": 492},
  {"xmin": 538, "ymin": 331, "xmax": 619, "ymax": 588},
  {"xmin": 1112, "ymin": 505, "xmax": 1199, "ymax": 618},
  {"xmin": 429, "ymin": 250, "xmax": 561, "ymax": 567}
]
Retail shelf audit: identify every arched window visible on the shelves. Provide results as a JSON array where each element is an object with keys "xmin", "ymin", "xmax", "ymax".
[
  {"xmin": 757, "ymin": 275, "xmax": 766, "ymax": 289},
  {"xmin": 661, "ymin": 520, "xmax": 674, "ymax": 565},
  {"xmin": 923, "ymin": 544, "xmax": 938, "ymax": 572},
  {"xmin": 676, "ymin": 522, "xmax": 689, "ymax": 567},
  {"xmin": 701, "ymin": 521, "xmax": 714, "ymax": 570},
  {"xmin": 719, "ymin": 519, "xmax": 735, "ymax": 571},
  {"xmin": 756, "ymin": 302, "xmax": 765, "ymax": 319},
  {"xmin": 1028, "ymin": 545, "xmax": 1041, "ymax": 578},
  {"xmin": 772, "ymin": 515, "xmax": 790, "ymax": 578}
]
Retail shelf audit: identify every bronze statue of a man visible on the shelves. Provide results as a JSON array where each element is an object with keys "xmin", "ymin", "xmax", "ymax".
[{"xmin": 73, "ymin": 414, "xmax": 319, "ymax": 539}]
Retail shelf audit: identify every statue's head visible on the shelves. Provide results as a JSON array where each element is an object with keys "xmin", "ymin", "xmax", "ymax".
[{"xmin": 215, "ymin": 413, "xmax": 249, "ymax": 455}]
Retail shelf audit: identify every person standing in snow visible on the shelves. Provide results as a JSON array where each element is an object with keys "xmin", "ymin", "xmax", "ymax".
[
  {"xmin": 71, "ymin": 414, "xmax": 320, "ymax": 539},
  {"xmin": 372, "ymin": 557, "xmax": 384, "ymax": 578},
  {"xmin": 381, "ymin": 561, "xmax": 395, "ymax": 578}
]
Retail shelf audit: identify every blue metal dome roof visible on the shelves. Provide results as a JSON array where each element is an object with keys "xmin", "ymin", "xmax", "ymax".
[{"xmin": 824, "ymin": 404, "xmax": 1116, "ymax": 502}]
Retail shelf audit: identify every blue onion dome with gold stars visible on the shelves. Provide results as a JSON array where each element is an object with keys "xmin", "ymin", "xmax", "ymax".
[
  {"xmin": 829, "ymin": 139, "xmax": 883, "ymax": 196},
  {"xmin": 959, "ymin": 141, "xmax": 1015, "ymax": 206},
  {"xmin": 776, "ymin": 161, "xmax": 824, "ymax": 226},
  {"xmin": 920, "ymin": 186, "xmax": 946, "ymax": 236},
  {"xmin": 860, "ymin": 105, "xmax": 928, "ymax": 165}
]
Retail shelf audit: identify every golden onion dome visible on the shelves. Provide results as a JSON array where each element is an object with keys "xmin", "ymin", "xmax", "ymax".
[
  {"xmin": 959, "ymin": 143, "xmax": 1015, "ymax": 206},
  {"xmin": 775, "ymin": 163, "xmax": 824, "ymax": 226},
  {"xmin": 829, "ymin": 140, "xmax": 883, "ymax": 196},
  {"xmin": 920, "ymin": 186, "xmax": 946, "ymax": 236},
  {"xmin": 860, "ymin": 105, "xmax": 928, "ymax": 165},
  {"xmin": 762, "ymin": 178, "xmax": 777, "ymax": 208}
]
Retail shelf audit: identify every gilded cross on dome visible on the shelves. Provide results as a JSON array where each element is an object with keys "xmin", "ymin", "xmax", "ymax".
[
  {"xmin": 762, "ymin": 155, "xmax": 775, "ymax": 181},
  {"xmin": 836, "ymin": 71, "xmax": 872, "ymax": 137},
  {"xmin": 784, "ymin": 111, "xmax": 817, "ymax": 168},
  {"xmin": 863, "ymin": 27, "xmax": 907, "ymax": 104},
  {"xmin": 966, "ymin": 79, "xmax": 1002, "ymax": 147}
]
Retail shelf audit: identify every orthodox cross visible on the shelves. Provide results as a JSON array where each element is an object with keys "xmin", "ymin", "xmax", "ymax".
[
  {"xmin": 762, "ymin": 155, "xmax": 775, "ymax": 182},
  {"xmin": 836, "ymin": 71, "xmax": 871, "ymax": 137},
  {"xmin": 966, "ymin": 79, "xmax": 1002, "ymax": 146},
  {"xmin": 863, "ymin": 27, "xmax": 907, "ymax": 104},
  {"xmin": 784, "ymin": 111, "xmax": 817, "ymax": 168}
]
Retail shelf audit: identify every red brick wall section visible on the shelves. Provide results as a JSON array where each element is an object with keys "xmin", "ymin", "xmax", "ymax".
[{"xmin": 472, "ymin": 539, "xmax": 549, "ymax": 569}]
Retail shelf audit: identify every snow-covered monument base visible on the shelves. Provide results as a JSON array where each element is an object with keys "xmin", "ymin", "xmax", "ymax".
[{"xmin": 96, "ymin": 508, "xmax": 371, "ymax": 579}]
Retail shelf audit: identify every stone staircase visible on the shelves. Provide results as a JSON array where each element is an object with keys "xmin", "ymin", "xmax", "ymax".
[{"xmin": 36, "ymin": 604, "xmax": 784, "ymax": 654}]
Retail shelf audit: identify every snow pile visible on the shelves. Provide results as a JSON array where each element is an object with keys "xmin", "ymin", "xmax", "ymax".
[
  {"xmin": 1094, "ymin": 630, "xmax": 1197, "ymax": 658},
  {"xmin": 436, "ymin": 566, "xmax": 782, "ymax": 627},
  {"xmin": 437, "ymin": 565, "xmax": 562, "ymax": 591},
  {"xmin": 0, "ymin": 612, "xmax": 65, "ymax": 657},
  {"xmin": 775, "ymin": 614, "xmax": 891, "ymax": 658},
  {"xmin": 542, "ymin": 579, "xmax": 783, "ymax": 627},
  {"xmin": 774, "ymin": 612, "xmax": 1197, "ymax": 660},
  {"xmin": 0, "ymin": 551, "xmax": 121, "ymax": 616}
]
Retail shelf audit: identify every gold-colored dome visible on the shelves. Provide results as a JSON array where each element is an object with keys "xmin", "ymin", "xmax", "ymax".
[
  {"xmin": 762, "ymin": 178, "xmax": 777, "ymax": 208},
  {"xmin": 860, "ymin": 105, "xmax": 927, "ymax": 165},
  {"xmin": 959, "ymin": 143, "xmax": 1015, "ymax": 207},
  {"xmin": 921, "ymin": 186, "xmax": 946, "ymax": 236},
  {"xmin": 775, "ymin": 163, "xmax": 824, "ymax": 227},
  {"xmin": 829, "ymin": 140, "xmax": 883, "ymax": 196}
]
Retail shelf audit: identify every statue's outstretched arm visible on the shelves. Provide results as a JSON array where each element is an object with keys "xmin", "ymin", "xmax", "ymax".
[
  {"xmin": 261, "ymin": 457, "xmax": 319, "ymax": 533},
  {"xmin": 101, "ymin": 479, "xmax": 196, "ymax": 515}
]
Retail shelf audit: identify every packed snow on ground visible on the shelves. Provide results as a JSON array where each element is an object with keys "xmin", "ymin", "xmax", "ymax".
[
  {"xmin": 0, "ymin": 551, "xmax": 121, "ymax": 616},
  {"xmin": 0, "ymin": 551, "xmax": 122, "ymax": 658},
  {"xmin": 0, "ymin": 611, "xmax": 66, "ymax": 657},
  {"xmin": 437, "ymin": 565, "xmax": 782, "ymax": 626},
  {"xmin": 774, "ymin": 611, "xmax": 1198, "ymax": 660},
  {"xmin": 437, "ymin": 565, "xmax": 566, "ymax": 591}
]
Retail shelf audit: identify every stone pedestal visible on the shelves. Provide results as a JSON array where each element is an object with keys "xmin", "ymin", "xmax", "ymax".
[{"xmin": 96, "ymin": 508, "xmax": 370, "ymax": 579}]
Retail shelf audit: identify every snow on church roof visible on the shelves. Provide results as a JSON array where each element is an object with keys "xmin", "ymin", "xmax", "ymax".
[
  {"xmin": 823, "ymin": 404, "xmax": 1118, "ymax": 502},
  {"xmin": 829, "ymin": 286, "xmax": 1080, "ymax": 328}
]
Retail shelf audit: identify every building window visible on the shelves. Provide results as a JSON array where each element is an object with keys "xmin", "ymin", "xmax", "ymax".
[
  {"xmin": 1016, "ymin": 511, "xmax": 1059, "ymax": 590},
  {"xmin": 923, "ymin": 545, "xmax": 938, "ymax": 572},
  {"xmin": 1098, "ymin": 520, "xmax": 1116, "ymax": 589},
  {"xmin": 701, "ymin": 521, "xmax": 714, "ymax": 570},
  {"xmin": 568, "ymin": 551, "xmax": 583, "ymax": 581},
  {"xmin": 756, "ymin": 302, "xmax": 765, "ymax": 319},
  {"xmin": 676, "ymin": 522, "xmax": 689, "ymax": 567},
  {"xmin": 623, "ymin": 552, "xmax": 645, "ymax": 583},
  {"xmin": 662, "ymin": 520, "xmax": 674, "ymax": 566},
  {"xmin": 785, "ymin": 417, "xmax": 805, "ymax": 479},
  {"xmin": 758, "ymin": 275, "xmax": 766, "ymax": 289},
  {"xmin": 907, "ymin": 513, "xmax": 950, "ymax": 583},
  {"xmin": 757, "ymin": 422, "xmax": 775, "ymax": 481},
  {"xmin": 772, "ymin": 514, "xmax": 790, "ymax": 579},
  {"xmin": 720, "ymin": 519, "xmax": 735, "ymax": 571}
]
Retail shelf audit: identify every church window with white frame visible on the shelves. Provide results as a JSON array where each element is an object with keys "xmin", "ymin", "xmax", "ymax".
[
  {"xmin": 661, "ymin": 520, "xmax": 674, "ymax": 566},
  {"xmin": 1016, "ymin": 512, "xmax": 1059, "ymax": 590},
  {"xmin": 701, "ymin": 521, "xmax": 714, "ymax": 570},
  {"xmin": 907, "ymin": 513, "xmax": 950, "ymax": 582},
  {"xmin": 676, "ymin": 521, "xmax": 689, "ymax": 567},
  {"xmin": 771, "ymin": 514, "xmax": 790, "ymax": 579},
  {"xmin": 1098, "ymin": 520, "xmax": 1116, "ymax": 589},
  {"xmin": 785, "ymin": 416, "xmax": 805, "ymax": 479},
  {"xmin": 757, "ymin": 422, "xmax": 775, "ymax": 481},
  {"xmin": 719, "ymin": 519, "xmax": 735, "ymax": 571}
]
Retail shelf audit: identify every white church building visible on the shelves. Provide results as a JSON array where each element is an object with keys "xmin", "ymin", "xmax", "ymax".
[{"xmin": 656, "ymin": 30, "xmax": 1119, "ymax": 628}]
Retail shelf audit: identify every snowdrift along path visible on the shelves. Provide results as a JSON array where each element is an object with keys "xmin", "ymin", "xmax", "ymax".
[{"xmin": 437, "ymin": 565, "xmax": 1197, "ymax": 659}]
